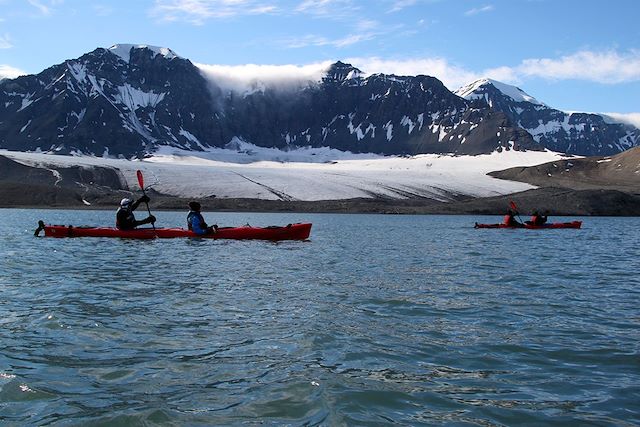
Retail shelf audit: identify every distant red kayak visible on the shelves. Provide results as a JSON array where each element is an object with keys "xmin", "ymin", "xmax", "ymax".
[
  {"xmin": 37, "ymin": 222, "xmax": 312, "ymax": 241},
  {"xmin": 474, "ymin": 221, "xmax": 582, "ymax": 229}
]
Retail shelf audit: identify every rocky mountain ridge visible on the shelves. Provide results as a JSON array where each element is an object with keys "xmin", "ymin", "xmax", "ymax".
[
  {"xmin": 0, "ymin": 45, "xmax": 539, "ymax": 158},
  {"xmin": 455, "ymin": 78, "xmax": 639, "ymax": 156},
  {"xmin": 1, "ymin": 45, "xmax": 636, "ymax": 159}
]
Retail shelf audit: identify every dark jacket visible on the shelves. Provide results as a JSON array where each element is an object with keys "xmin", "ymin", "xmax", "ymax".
[{"xmin": 116, "ymin": 198, "xmax": 152, "ymax": 229}]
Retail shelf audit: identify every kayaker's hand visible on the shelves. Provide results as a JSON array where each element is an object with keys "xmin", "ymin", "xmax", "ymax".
[
  {"xmin": 148, "ymin": 215, "xmax": 156, "ymax": 224},
  {"xmin": 139, "ymin": 195, "xmax": 150, "ymax": 204}
]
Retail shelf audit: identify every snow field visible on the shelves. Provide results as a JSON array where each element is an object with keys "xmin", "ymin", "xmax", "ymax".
[{"xmin": 0, "ymin": 146, "xmax": 569, "ymax": 202}]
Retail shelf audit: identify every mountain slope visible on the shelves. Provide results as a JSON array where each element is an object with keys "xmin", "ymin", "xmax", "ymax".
[
  {"xmin": 0, "ymin": 45, "xmax": 224, "ymax": 157},
  {"xmin": 489, "ymin": 146, "xmax": 640, "ymax": 193},
  {"xmin": 0, "ymin": 46, "xmax": 540, "ymax": 157},
  {"xmin": 455, "ymin": 78, "xmax": 639, "ymax": 156}
]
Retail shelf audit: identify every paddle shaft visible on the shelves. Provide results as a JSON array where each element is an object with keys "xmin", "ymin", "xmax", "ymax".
[
  {"xmin": 136, "ymin": 170, "xmax": 155, "ymax": 230},
  {"xmin": 509, "ymin": 200, "xmax": 524, "ymax": 223}
]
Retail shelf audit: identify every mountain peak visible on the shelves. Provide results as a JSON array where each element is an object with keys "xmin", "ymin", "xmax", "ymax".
[
  {"xmin": 323, "ymin": 61, "xmax": 363, "ymax": 82},
  {"xmin": 108, "ymin": 44, "xmax": 180, "ymax": 64},
  {"xmin": 456, "ymin": 78, "xmax": 545, "ymax": 106},
  {"xmin": 1, "ymin": 45, "xmax": 636, "ymax": 158}
]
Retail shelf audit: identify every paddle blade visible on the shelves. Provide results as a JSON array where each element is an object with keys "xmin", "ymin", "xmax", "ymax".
[
  {"xmin": 509, "ymin": 200, "xmax": 518, "ymax": 212},
  {"xmin": 136, "ymin": 170, "xmax": 144, "ymax": 190}
]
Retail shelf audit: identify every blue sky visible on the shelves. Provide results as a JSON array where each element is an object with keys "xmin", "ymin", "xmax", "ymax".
[{"xmin": 1, "ymin": 0, "xmax": 639, "ymax": 116}]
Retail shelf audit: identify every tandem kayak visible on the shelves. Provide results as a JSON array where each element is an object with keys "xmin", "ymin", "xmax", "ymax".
[
  {"xmin": 474, "ymin": 221, "xmax": 582, "ymax": 229},
  {"xmin": 35, "ymin": 221, "xmax": 312, "ymax": 241}
]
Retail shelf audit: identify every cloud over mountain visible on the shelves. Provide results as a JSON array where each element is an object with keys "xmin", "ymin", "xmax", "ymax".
[
  {"xmin": 194, "ymin": 61, "xmax": 334, "ymax": 93},
  {"xmin": 0, "ymin": 44, "xmax": 637, "ymax": 160},
  {"xmin": 0, "ymin": 65, "xmax": 25, "ymax": 80},
  {"xmin": 344, "ymin": 49, "xmax": 640, "ymax": 91}
]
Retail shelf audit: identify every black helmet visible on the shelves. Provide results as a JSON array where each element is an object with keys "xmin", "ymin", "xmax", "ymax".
[{"xmin": 188, "ymin": 201, "xmax": 201, "ymax": 211}]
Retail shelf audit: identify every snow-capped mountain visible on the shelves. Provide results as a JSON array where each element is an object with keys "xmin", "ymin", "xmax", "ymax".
[
  {"xmin": 455, "ymin": 78, "xmax": 639, "ymax": 156},
  {"xmin": 0, "ymin": 45, "xmax": 224, "ymax": 157},
  {"xmin": 0, "ymin": 45, "xmax": 540, "ymax": 158},
  {"xmin": 2, "ymin": 45, "xmax": 636, "ymax": 159}
]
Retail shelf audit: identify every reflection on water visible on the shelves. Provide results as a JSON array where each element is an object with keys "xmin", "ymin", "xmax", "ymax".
[{"xmin": 1, "ymin": 209, "xmax": 639, "ymax": 425}]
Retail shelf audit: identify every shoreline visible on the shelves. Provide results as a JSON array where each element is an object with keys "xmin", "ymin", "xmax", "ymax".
[{"xmin": 3, "ymin": 186, "xmax": 640, "ymax": 216}]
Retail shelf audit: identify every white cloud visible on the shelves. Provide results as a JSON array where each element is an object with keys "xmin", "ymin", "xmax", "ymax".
[
  {"xmin": 283, "ymin": 20, "xmax": 394, "ymax": 49},
  {"xmin": 195, "ymin": 61, "xmax": 334, "ymax": 93},
  {"xmin": 151, "ymin": 0, "xmax": 279, "ymax": 24},
  {"xmin": 295, "ymin": 0, "xmax": 357, "ymax": 17},
  {"xmin": 516, "ymin": 50, "xmax": 640, "ymax": 84},
  {"xmin": 356, "ymin": 19, "xmax": 379, "ymax": 31},
  {"xmin": 0, "ymin": 65, "xmax": 26, "ymax": 80},
  {"xmin": 388, "ymin": 0, "xmax": 417, "ymax": 12},
  {"xmin": 27, "ymin": 0, "xmax": 51, "ymax": 15},
  {"xmin": 600, "ymin": 112, "xmax": 640, "ymax": 129},
  {"xmin": 285, "ymin": 32, "xmax": 377, "ymax": 48},
  {"xmin": 387, "ymin": 0, "xmax": 441, "ymax": 13},
  {"xmin": 344, "ymin": 56, "xmax": 482, "ymax": 89},
  {"xmin": 191, "ymin": 48, "xmax": 640, "ymax": 98},
  {"xmin": 333, "ymin": 33, "xmax": 377, "ymax": 47},
  {"xmin": 464, "ymin": 5, "xmax": 494, "ymax": 16},
  {"xmin": 0, "ymin": 33, "xmax": 12, "ymax": 49},
  {"xmin": 348, "ymin": 49, "xmax": 640, "ymax": 90},
  {"xmin": 27, "ymin": 0, "xmax": 63, "ymax": 15},
  {"xmin": 481, "ymin": 66, "xmax": 521, "ymax": 85},
  {"xmin": 187, "ymin": 46, "xmax": 640, "ymax": 123},
  {"xmin": 250, "ymin": 5, "xmax": 277, "ymax": 13}
]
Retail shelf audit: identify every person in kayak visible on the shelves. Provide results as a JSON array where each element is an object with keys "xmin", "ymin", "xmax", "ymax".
[
  {"xmin": 187, "ymin": 201, "xmax": 218, "ymax": 235},
  {"xmin": 503, "ymin": 209, "xmax": 523, "ymax": 227},
  {"xmin": 116, "ymin": 196, "xmax": 156, "ymax": 230},
  {"xmin": 526, "ymin": 211, "xmax": 548, "ymax": 226}
]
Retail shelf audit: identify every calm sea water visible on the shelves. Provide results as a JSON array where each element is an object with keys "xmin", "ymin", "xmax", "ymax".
[{"xmin": 1, "ymin": 208, "xmax": 639, "ymax": 426}]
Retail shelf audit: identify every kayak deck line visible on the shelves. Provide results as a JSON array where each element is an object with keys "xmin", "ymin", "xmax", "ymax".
[
  {"xmin": 35, "ymin": 220, "xmax": 312, "ymax": 241},
  {"xmin": 474, "ymin": 221, "xmax": 582, "ymax": 229}
]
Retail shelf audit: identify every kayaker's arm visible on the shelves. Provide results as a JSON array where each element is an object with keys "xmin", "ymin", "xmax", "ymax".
[
  {"xmin": 34, "ymin": 220, "xmax": 45, "ymax": 237},
  {"xmin": 131, "ymin": 195, "xmax": 150, "ymax": 211},
  {"xmin": 133, "ymin": 215, "xmax": 156, "ymax": 227}
]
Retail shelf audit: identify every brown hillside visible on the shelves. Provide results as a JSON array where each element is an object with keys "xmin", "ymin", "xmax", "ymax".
[{"xmin": 489, "ymin": 147, "xmax": 640, "ymax": 193}]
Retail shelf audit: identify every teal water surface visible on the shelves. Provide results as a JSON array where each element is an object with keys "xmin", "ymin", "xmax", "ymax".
[{"xmin": 1, "ymin": 209, "xmax": 639, "ymax": 426}]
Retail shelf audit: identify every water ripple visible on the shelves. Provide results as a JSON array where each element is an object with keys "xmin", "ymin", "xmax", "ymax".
[{"xmin": 1, "ymin": 210, "xmax": 639, "ymax": 425}]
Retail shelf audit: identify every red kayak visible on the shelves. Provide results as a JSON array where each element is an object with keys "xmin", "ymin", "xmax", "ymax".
[
  {"xmin": 36, "ymin": 221, "xmax": 312, "ymax": 241},
  {"xmin": 474, "ymin": 221, "xmax": 582, "ymax": 229}
]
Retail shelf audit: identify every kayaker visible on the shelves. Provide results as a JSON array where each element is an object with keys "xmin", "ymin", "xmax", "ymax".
[
  {"xmin": 526, "ymin": 211, "xmax": 548, "ymax": 226},
  {"xmin": 503, "ymin": 209, "xmax": 523, "ymax": 227},
  {"xmin": 187, "ymin": 201, "xmax": 218, "ymax": 235},
  {"xmin": 116, "ymin": 196, "xmax": 156, "ymax": 230}
]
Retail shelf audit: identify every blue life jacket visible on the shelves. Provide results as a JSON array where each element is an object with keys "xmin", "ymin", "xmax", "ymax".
[{"xmin": 187, "ymin": 211, "xmax": 209, "ymax": 235}]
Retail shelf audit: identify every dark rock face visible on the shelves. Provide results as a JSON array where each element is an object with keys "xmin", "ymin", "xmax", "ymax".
[
  {"xmin": 0, "ymin": 47, "xmax": 540, "ymax": 157},
  {"xmin": 0, "ymin": 154, "xmax": 127, "ymax": 191},
  {"xmin": 0, "ymin": 154, "xmax": 131, "ymax": 207},
  {"xmin": 456, "ymin": 79, "xmax": 639, "ymax": 156},
  {"xmin": 223, "ymin": 62, "xmax": 541, "ymax": 155},
  {"xmin": 0, "ymin": 46, "xmax": 224, "ymax": 157},
  {"xmin": 4, "ymin": 46, "xmax": 636, "ymax": 159}
]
